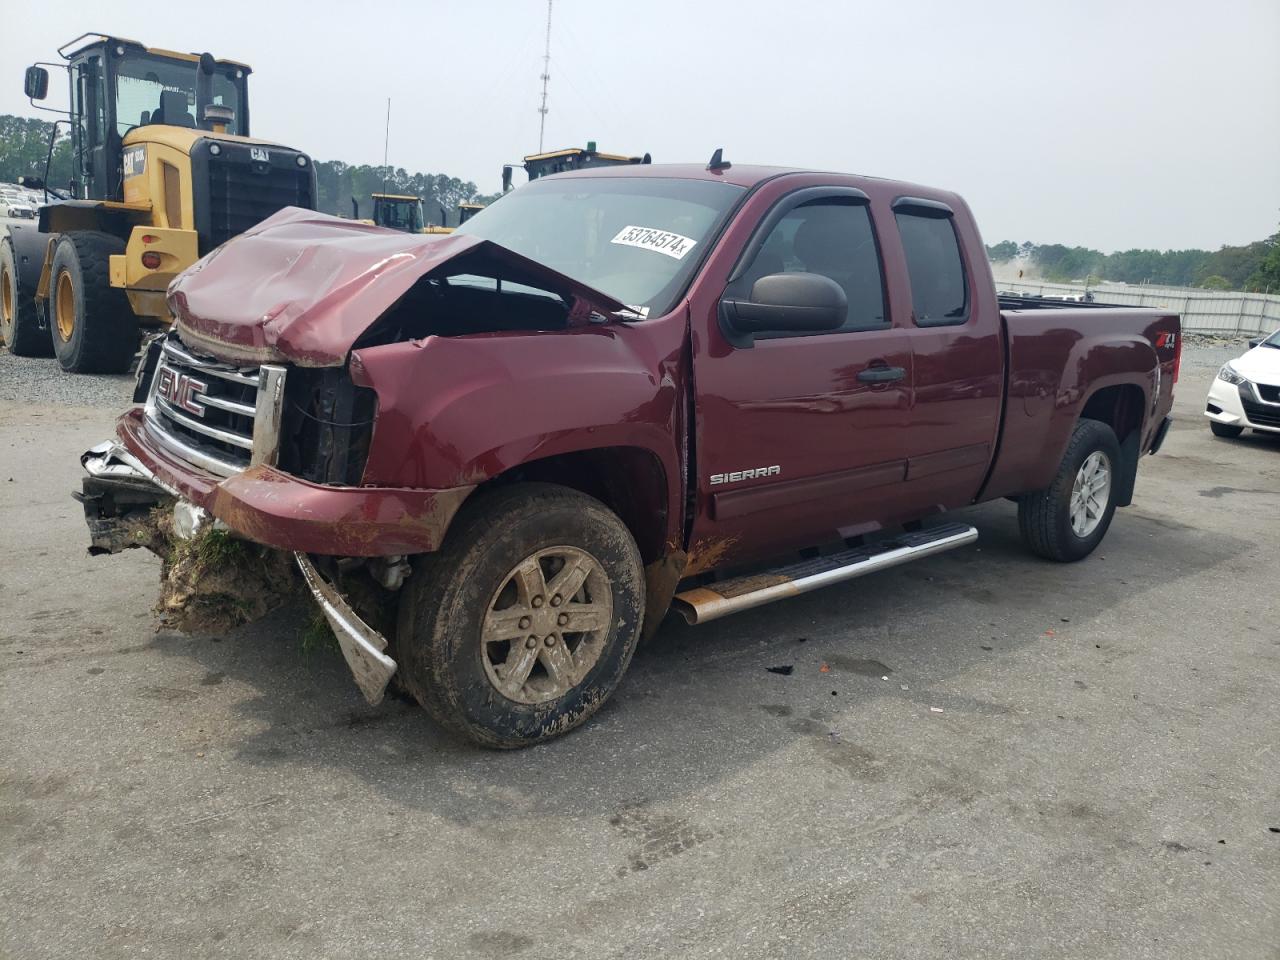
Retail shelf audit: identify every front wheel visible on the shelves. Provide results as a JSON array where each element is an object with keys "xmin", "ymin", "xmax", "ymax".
[
  {"xmin": 1018, "ymin": 418, "xmax": 1121, "ymax": 562},
  {"xmin": 396, "ymin": 483, "xmax": 645, "ymax": 748},
  {"xmin": 1209, "ymin": 421, "xmax": 1244, "ymax": 439}
]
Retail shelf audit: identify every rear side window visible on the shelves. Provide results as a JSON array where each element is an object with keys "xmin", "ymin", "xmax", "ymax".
[
  {"xmin": 895, "ymin": 210, "xmax": 968, "ymax": 325},
  {"xmin": 740, "ymin": 199, "xmax": 888, "ymax": 333}
]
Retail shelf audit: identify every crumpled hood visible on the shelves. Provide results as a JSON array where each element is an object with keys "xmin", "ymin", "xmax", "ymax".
[{"xmin": 166, "ymin": 206, "xmax": 625, "ymax": 366}]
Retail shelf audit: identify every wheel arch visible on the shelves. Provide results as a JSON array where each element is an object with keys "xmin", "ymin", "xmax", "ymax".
[
  {"xmin": 469, "ymin": 445, "xmax": 673, "ymax": 566},
  {"xmin": 1078, "ymin": 382, "xmax": 1147, "ymax": 507}
]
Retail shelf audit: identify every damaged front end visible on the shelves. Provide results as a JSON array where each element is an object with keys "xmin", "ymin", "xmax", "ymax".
[
  {"xmin": 75, "ymin": 440, "xmax": 399, "ymax": 704},
  {"xmin": 76, "ymin": 207, "xmax": 639, "ymax": 708}
]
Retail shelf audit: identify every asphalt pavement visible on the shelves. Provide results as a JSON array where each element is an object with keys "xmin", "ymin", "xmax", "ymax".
[{"xmin": 1, "ymin": 343, "xmax": 1277, "ymax": 959}]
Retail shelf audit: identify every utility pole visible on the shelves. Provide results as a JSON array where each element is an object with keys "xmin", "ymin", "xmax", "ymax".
[
  {"xmin": 381, "ymin": 97, "xmax": 391, "ymax": 195},
  {"xmin": 537, "ymin": 0, "xmax": 553, "ymax": 152}
]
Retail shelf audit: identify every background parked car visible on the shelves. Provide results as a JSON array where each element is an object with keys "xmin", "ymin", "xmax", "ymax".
[
  {"xmin": 1205, "ymin": 330, "xmax": 1280, "ymax": 438},
  {"xmin": 0, "ymin": 198, "xmax": 35, "ymax": 220}
]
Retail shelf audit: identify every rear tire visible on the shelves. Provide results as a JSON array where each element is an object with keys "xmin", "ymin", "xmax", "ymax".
[
  {"xmin": 0, "ymin": 239, "xmax": 51, "ymax": 357},
  {"xmin": 396, "ymin": 483, "xmax": 645, "ymax": 748},
  {"xmin": 1209, "ymin": 421, "xmax": 1243, "ymax": 439},
  {"xmin": 1018, "ymin": 419, "xmax": 1121, "ymax": 562},
  {"xmin": 49, "ymin": 231, "xmax": 138, "ymax": 374}
]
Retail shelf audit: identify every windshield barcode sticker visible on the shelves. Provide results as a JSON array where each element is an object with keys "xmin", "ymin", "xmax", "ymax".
[{"xmin": 611, "ymin": 225, "xmax": 697, "ymax": 260}]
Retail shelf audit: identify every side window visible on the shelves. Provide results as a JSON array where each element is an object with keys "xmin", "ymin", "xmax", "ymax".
[
  {"xmin": 894, "ymin": 210, "xmax": 968, "ymax": 325},
  {"xmin": 740, "ymin": 199, "xmax": 888, "ymax": 333}
]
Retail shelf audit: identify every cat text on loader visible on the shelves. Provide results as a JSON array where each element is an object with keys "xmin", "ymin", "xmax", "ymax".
[{"xmin": 0, "ymin": 34, "xmax": 316, "ymax": 373}]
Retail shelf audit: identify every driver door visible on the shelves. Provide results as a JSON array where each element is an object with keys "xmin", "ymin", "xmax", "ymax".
[{"xmin": 688, "ymin": 187, "xmax": 914, "ymax": 568}]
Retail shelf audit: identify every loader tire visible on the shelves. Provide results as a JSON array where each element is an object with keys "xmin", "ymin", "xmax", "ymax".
[
  {"xmin": 0, "ymin": 238, "xmax": 50, "ymax": 357},
  {"xmin": 49, "ymin": 231, "xmax": 138, "ymax": 374}
]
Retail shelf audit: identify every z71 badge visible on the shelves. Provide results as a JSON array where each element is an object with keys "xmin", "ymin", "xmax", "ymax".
[{"xmin": 710, "ymin": 465, "xmax": 780, "ymax": 486}]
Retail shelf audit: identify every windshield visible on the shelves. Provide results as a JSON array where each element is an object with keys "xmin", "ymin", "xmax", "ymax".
[
  {"xmin": 455, "ymin": 176, "xmax": 745, "ymax": 316},
  {"xmin": 114, "ymin": 53, "xmax": 247, "ymax": 136},
  {"xmin": 1261, "ymin": 330, "xmax": 1280, "ymax": 348}
]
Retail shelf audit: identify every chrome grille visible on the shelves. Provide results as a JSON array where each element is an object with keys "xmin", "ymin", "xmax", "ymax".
[{"xmin": 143, "ymin": 334, "xmax": 286, "ymax": 478}]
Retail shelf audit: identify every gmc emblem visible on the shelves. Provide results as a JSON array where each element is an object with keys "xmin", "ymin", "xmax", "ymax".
[{"xmin": 155, "ymin": 367, "xmax": 208, "ymax": 416}]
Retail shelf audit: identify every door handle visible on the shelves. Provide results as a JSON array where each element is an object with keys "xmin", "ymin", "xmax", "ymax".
[{"xmin": 857, "ymin": 365, "xmax": 906, "ymax": 384}]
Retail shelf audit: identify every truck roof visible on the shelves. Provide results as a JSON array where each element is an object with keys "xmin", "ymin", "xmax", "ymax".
[{"xmin": 540, "ymin": 162, "xmax": 964, "ymax": 206}]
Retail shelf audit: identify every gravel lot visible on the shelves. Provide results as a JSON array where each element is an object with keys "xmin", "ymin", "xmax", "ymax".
[{"xmin": 1, "ymin": 342, "xmax": 1277, "ymax": 959}]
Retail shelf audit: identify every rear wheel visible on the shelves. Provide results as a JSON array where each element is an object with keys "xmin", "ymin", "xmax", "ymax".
[
  {"xmin": 1018, "ymin": 418, "xmax": 1121, "ymax": 562},
  {"xmin": 48, "ymin": 231, "xmax": 138, "ymax": 374},
  {"xmin": 1209, "ymin": 421, "xmax": 1243, "ymax": 439},
  {"xmin": 396, "ymin": 483, "xmax": 645, "ymax": 748},
  {"xmin": 0, "ymin": 239, "xmax": 50, "ymax": 357}
]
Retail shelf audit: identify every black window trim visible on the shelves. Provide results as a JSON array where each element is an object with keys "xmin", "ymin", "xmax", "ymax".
[
  {"xmin": 892, "ymin": 196, "xmax": 970, "ymax": 328},
  {"xmin": 720, "ymin": 185, "xmax": 890, "ymax": 346}
]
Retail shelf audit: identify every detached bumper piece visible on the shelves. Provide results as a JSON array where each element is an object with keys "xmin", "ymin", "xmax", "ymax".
[
  {"xmin": 294, "ymin": 553, "xmax": 398, "ymax": 705},
  {"xmin": 74, "ymin": 441, "xmax": 174, "ymax": 555}
]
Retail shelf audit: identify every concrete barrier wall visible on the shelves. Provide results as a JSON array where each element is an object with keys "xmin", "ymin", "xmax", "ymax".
[{"xmin": 995, "ymin": 279, "xmax": 1280, "ymax": 336}]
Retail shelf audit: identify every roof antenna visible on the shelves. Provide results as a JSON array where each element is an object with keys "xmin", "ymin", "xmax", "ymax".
[{"xmin": 707, "ymin": 147, "xmax": 731, "ymax": 172}]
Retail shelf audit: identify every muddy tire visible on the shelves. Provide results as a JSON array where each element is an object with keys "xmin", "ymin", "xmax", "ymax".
[
  {"xmin": 1018, "ymin": 418, "xmax": 1121, "ymax": 562},
  {"xmin": 396, "ymin": 483, "xmax": 644, "ymax": 749},
  {"xmin": 0, "ymin": 238, "xmax": 50, "ymax": 357},
  {"xmin": 1209, "ymin": 421, "xmax": 1243, "ymax": 439},
  {"xmin": 49, "ymin": 231, "xmax": 138, "ymax": 374}
]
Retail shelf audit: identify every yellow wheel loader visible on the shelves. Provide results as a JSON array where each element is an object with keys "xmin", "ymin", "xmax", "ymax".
[
  {"xmin": 0, "ymin": 34, "xmax": 316, "ymax": 373},
  {"xmin": 351, "ymin": 193, "xmax": 451, "ymax": 234}
]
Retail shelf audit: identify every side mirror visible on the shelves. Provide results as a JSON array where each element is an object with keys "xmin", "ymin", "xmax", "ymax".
[
  {"xmin": 721, "ymin": 272, "xmax": 847, "ymax": 345},
  {"xmin": 502, "ymin": 164, "xmax": 513, "ymax": 193},
  {"xmin": 24, "ymin": 66, "xmax": 49, "ymax": 101}
]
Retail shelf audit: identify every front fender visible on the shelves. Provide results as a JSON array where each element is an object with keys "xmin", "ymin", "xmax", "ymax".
[{"xmin": 352, "ymin": 323, "xmax": 684, "ymax": 500}]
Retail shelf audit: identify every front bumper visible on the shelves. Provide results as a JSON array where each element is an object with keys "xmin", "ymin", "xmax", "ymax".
[
  {"xmin": 77, "ymin": 436, "xmax": 400, "ymax": 705},
  {"xmin": 1205, "ymin": 378, "xmax": 1280, "ymax": 435},
  {"xmin": 114, "ymin": 407, "xmax": 475, "ymax": 556}
]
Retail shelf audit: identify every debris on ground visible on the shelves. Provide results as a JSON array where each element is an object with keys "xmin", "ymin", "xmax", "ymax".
[
  {"xmin": 144, "ymin": 513, "xmax": 300, "ymax": 634},
  {"xmin": 765, "ymin": 665, "xmax": 794, "ymax": 676},
  {"xmin": 819, "ymin": 662, "xmax": 831, "ymax": 673},
  {"xmin": 929, "ymin": 707, "xmax": 944, "ymax": 713}
]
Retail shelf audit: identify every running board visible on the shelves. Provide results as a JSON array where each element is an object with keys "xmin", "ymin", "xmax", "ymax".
[{"xmin": 672, "ymin": 523, "xmax": 978, "ymax": 625}]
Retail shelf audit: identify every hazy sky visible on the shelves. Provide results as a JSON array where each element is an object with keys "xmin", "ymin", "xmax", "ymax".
[{"xmin": 5, "ymin": 0, "xmax": 1277, "ymax": 251}]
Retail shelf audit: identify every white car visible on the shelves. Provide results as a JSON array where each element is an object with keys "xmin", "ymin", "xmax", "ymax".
[
  {"xmin": 1205, "ymin": 331, "xmax": 1280, "ymax": 438},
  {"xmin": 0, "ymin": 199, "xmax": 35, "ymax": 220}
]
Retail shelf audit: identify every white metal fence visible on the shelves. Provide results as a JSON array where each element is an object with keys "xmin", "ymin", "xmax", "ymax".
[{"xmin": 995, "ymin": 279, "xmax": 1280, "ymax": 337}]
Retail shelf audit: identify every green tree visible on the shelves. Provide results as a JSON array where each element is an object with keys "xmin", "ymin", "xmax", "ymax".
[
  {"xmin": 0, "ymin": 114, "xmax": 73, "ymax": 189},
  {"xmin": 985, "ymin": 240, "xmax": 1018, "ymax": 261},
  {"xmin": 1244, "ymin": 229, "xmax": 1280, "ymax": 292},
  {"xmin": 1199, "ymin": 275, "xmax": 1231, "ymax": 290}
]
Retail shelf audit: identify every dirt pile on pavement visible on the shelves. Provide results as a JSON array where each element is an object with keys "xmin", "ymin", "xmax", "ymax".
[{"xmin": 133, "ymin": 507, "xmax": 300, "ymax": 633}]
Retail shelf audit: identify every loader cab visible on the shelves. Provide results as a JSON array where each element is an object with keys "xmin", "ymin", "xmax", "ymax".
[
  {"xmin": 371, "ymin": 193, "xmax": 426, "ymax": 233},
  {"xmin": 27, "ymin": 34, "xmax": 251, "ymax": 202},
  {"xmin": 502, "ymin": 142, "xmax": 651, "ymax": 192}
]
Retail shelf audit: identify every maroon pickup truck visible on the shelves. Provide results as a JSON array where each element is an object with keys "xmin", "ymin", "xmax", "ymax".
[{"xmin": 79, "ymin": 158, "xmax": 1179, "ymax": 747}]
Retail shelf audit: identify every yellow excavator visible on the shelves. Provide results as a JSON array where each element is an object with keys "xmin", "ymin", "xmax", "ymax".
[{"xmin": 1, "ymin": 33, "xmax": 316, "ymax": 373}]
